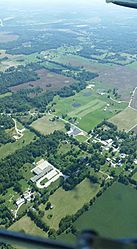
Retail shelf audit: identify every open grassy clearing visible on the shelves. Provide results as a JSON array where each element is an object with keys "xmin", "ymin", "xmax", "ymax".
[
  {"xmin": 0, "ymin": 92, "xmax": 12, "ymax": 98},
  {"xmin": 132, "ymin": 172, "xmax": 137, "ymax": 181},
  {"xmin": 53, "ymin": 89, "xmax": 127, "ymax": 132},
  {"xmin": 40, "ymin": 179, "xmax": 99, "ymax": 230},
  {"xmin": 31, "ymin": 114, "xmax": 65, "ymax": 135},
  {"xmin": 10, "ymin": 69, "xmax": 75, "ymax": 92},
  {"xmin": 49, "ymin": 54, "xmax": 110, "ymax": 72},
  {"xmin": 75, "ymin": 135, "xmax": 88, "ymax": 143},
  {"xmin": 0, "ymin": 129, "xmax": 36, "ymax": 159},
  {"xmin": 73, "ymin": 183, "xmax": 137, "ymax": 239},
  {"xmin": 110, "ymin": 107, "xmax": 137, "ymax": 131},
  {"xmin": 9, "ymin": 215, "xmax": 46, "ymax": 237}
]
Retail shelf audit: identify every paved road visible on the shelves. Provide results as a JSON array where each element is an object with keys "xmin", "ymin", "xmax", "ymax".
[{"xmin": 128, "ymin": 86, "xmax": 137, "ymax": 110}]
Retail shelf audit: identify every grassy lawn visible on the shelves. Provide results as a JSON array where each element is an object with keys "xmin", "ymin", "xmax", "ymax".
[
  {"xmin": 31, "ymin": 114, "xmax": 65, "ymax": 135},
  {"xmin": 73, "ymin": 182, "xmax": 137, "ymax": 239},
  {"xmin": 9, "ymin": 215, "xmax": 46, "ymax": 237},
  {"xmin": 40, "ymin": 179, "xmax": 99, "ymax": 230},
  {"xmin": 0, "ymin": 129, "xmax": 36, "ymax": 159},
  {"xmin": 75, "ymin": 135, "xmax": 88, "ymax": 143},
  {"xmin": 109, "ymin": 107, "xmax": 137, "ymax": 131}
]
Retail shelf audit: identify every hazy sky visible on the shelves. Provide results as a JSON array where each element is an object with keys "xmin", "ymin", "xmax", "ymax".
[{"xmin": 1, "ymin": 0, "xmax": 106, "ymax": 6}]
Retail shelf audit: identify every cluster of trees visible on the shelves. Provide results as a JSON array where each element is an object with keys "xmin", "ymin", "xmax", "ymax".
[
  {"xmin": 120, "ymin": 135, "xmax": 137, "ymax": 156},
  {"xmin": 63, "ymin": 164, "xmax": 89, "ymax": 191},
  {"xmin": 0, "ymin": 65, "xmax": 39, "ymax": 94},
  {"xmin": 0, "ymin": 131, "xmax": 66, "ymax": 193},
  {"xmin": 0, "ymin": 114, "xmax": 14, "ymax": 129},
  {"xmin": 44, "ymin": 60, "xmax": 98, "ymax": 82},
  {"xmin": 92, "ymin": 121, "xmax": 137, "ymax": 173},
  {"xmin": 0, "ymin": 68, "xmax": 98, "ymax": 114},
  {"xmin": 0, "ymin": 200, "xmax": 13, "ymax": 226},
  {"xmin": 28, "ymin": 209, "xmax": 49, "ymax": 232},
  {"xmin": 0, "ymin": 129, "xmax": 15, "ymax": 145},
  {"xmin": 58, "ymin": 78, "xmax": 95, "ymax": 98},
  {"xmin": 0, "ymin": 115, "xmax": 15, "ymax": 145},
  {"xmin": 2, "ymin": 29, "xmax": 78, "ymax": 55}
]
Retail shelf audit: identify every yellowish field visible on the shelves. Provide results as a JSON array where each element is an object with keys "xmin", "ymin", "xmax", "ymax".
[
  {"xmin": 31, "ymin": 114, "xmax": 65, "ymax": 135},
  {"xmin": 109, "ymin": 107, "xmax": 137, "ymax": 131},
  {"xmin": 9, "ymin": 215, "xmax": 46, "ymax": 237}
]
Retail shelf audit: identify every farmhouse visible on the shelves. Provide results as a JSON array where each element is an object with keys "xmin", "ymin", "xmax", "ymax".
[{"xmin": 86, "ymin": 84, "xmax": 95, "ymax": 89}]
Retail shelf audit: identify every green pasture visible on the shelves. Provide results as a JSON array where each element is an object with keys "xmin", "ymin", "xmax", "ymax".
[
  {"xmin": 53, "ymin": 89, "xmax": 126, "ymax": 132},
  {"xmin": 73, "ymin": 182, "xmax": 137, "ymax": 238},
  {"xmin": 9, "ymin": 215, "xmax": 46, "ymax": 237},
  {"xmin": 40, "ymin": 179, "xmax": 99, "ymax": 230}
]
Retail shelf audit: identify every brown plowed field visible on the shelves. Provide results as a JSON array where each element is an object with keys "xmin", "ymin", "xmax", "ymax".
[{"xmin": 10, "ymin": 69, "xmax": 75, "ymax": 92}]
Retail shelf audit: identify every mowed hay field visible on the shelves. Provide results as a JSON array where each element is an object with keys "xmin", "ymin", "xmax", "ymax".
[
  {"xmin": 9, "ymin": 215, "xmax": 46, "ymax": 237},
  {"xmin": 31, "ymin": 114, "xmax": 65, "ymax": 135},
  {"xmin": 110, "ymin": 107, "xmax": 137, "ymax": 131},
  {"xmin": 73, "ymin": 183, "xmax": 137, "ymax": 238},
  {"xmin": 54, "ymin": 89, "xmax": 126, "ymax": 132},
  {"xmin": 40, "ymin": 179, "xmax": 99, "ymax": 230},
  {"xmin": 10, "ymin": 69, "xmax": 75, "ymax": 92}
]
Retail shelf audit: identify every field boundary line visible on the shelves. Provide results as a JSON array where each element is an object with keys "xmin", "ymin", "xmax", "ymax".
[
  {"xmin": 127, "ymin": 123, "xmax": 137, "ymax": 132},
  {"xmin": 128, "ymin": 86, "xmax": 137, "ymax": 110}
]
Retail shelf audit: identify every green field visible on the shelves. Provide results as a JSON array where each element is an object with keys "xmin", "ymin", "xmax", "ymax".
[
  {"xmin": 110, "ymin": 107, "xmax": 137, "ymax": 131},
  {"xmin": 72, "ymin": 183, "xmax": 137, "ymax": 239},
  {"xmin": 50, "ymin": 54, "xmax": 110, "ymax": 72},
  {"xmin": 31, "ymin": 114, "xmax": 65, "ymax": 135},
  {"xmin": 40, "ymin": 179, "xmax": 99, "ymax": 230},
  {"xmin": 53, "ymin": 89, "xmax": 127, "ymax": 132},
  {"xmin": 0, "ymin": 129, "xmax": 36, "ymax": 159},
  {"xmin": 9, "ymin": 215, "xmax": 46, "ymax": 237},
  {"xmin": 75, "ymin": 135, "xmax": 88, "ymax": 143},
  {"xmin": 0, "ymin": 92, "xmax": 12, "ymax": 98},
  {"xmin": 132, "ymin": 172, "xmax": 137, "ymax": 181}
]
